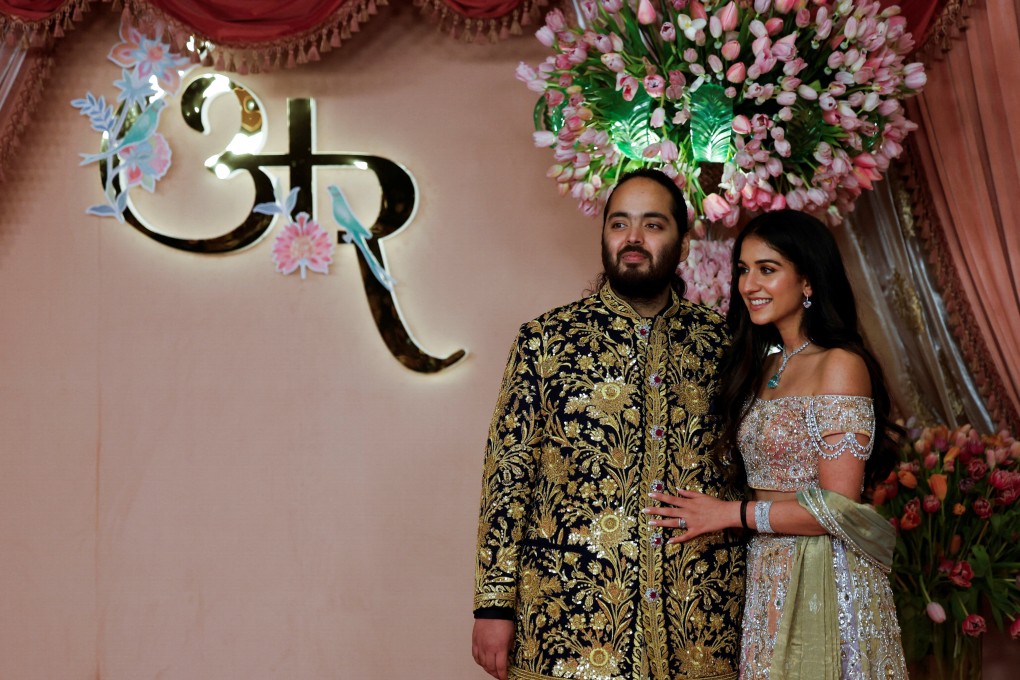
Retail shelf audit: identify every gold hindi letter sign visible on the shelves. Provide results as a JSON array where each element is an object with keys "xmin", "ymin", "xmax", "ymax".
[{"xmin": 106, "ymin": 74, "xmax": 465, "ymax": 374}]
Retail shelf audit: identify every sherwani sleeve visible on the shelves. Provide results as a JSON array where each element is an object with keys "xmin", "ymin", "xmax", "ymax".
[{"xmin": 474, "ymin": 322, "xmax": 544, "ymax": 614}]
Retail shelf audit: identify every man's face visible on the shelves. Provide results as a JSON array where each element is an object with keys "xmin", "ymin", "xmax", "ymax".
[{"xmin": 601, "ymin": 178, "xmax": 686, "ymax": 300}]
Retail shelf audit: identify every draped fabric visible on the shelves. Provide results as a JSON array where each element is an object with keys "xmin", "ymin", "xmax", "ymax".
[
  {"xmin": 0, "ymin": 44, "xmax": 54, "ymax": 180},
  {"xmin": 904, "ymin": 0, "xmax": 1020, "ymax": 432},
  {"xmin": 0, "ymin": 0, "xmax": 538, "ymax": 64},
  {"xmin": 769, "ymin": 489, "xmax": 902, "ymax": 679},
  {"xmin": 839, "ymin": 178, "xmax": 995, "ymax": 431}
]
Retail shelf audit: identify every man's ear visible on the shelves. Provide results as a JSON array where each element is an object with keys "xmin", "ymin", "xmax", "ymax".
[{"xmin": 679, "ymin": 232, "xmax": 692, "ymax": 262}]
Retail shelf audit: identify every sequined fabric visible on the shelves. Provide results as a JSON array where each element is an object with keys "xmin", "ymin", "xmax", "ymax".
[
  {"xmin": 739, "ymin": 395, "xmax": 875, "ymax": 492},
  {"xmin": 475, "ymin": 285, "xmax": 745, "ymax": 680},
  {"xmin": 737, "ymin": 396, "xmax": 907, "ymax": 679}
]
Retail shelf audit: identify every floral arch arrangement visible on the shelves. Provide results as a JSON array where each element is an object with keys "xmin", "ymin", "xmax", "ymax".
[{"xmin": 518, "ymin": 0, "xmax": 926, "ymax": 228}]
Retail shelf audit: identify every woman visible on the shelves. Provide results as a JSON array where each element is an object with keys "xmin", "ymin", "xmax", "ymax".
[{"xmin": 645, "ymin": 210, "xmax": 907, "ymax": 679}]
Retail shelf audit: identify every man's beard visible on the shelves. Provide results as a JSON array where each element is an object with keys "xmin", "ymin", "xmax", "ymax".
[{"xmin": 602, "ymin": 241, "xmax": 681, "ymax": 300}]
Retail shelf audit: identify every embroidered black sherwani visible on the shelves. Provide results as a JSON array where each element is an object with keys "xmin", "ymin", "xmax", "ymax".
[{"xmin": 475, "ymin": 284, "xmax": 745, "ymax": 680}]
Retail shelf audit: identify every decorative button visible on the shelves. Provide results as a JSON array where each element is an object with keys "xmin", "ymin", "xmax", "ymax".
[
  {"xmin": 648, "ymin": 373, "xmax": 663, "ymax": 388},
  {"xmin": 650, "ymin": 479, "xmax": 665, "ymax": 493},
  {"xmin": 649, "ymin": 425, "xmax": 665, "ymax": 440},
  {"xmin": 650, "ymin": 533, "xmax": 664, "ymax": 547},
  {"xmin": 637, "ymin": 323, "xmax": 651, "ymax": 338},
  {"xmin": 645, "ymin": 587, "xmax": 660, "ymax": 603}
]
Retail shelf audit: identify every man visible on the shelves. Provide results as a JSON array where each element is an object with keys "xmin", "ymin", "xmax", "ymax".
[{"xmin": 472, "ymin": 169, "xmax": 745, "ymax": 680}]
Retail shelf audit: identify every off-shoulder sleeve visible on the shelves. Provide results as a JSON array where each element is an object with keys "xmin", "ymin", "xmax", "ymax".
[{"xmin": 805, "ymin": 395, "xmax": 875, "ymax": 461}]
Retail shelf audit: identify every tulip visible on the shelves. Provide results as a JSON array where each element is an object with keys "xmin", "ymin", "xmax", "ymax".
[
  {"xmin": 660, "ymin": 22, "xmax": 676, "ymax": 42},
  {"xmin": 797, "ymin": 84, "xmax": 818, "ymax": 101},
  {"xmin": 702, "ymin": 193, "xmax": 731, "ymax": 222},
  {"xmin": 1010, "ymin": 617, "xmax": 1020, "ymax": 640},
  {"xmin": 601, "ymin": 52, "xmax": 626, "ymax": 72},
  {"xmin": 644, "ymin": 75, "xmax": 666, "ymax": 97},
  {"xmin": 775, "ymin": 0, "xmax": 797, "ymax": 13},
  {"xmin": 732, "ymin": 115, "xmax": 752, "ymax": 135},
  {"xmin": 922, "ymin": 495, "xmax": 941, "ymax": 513},
  {"xmin": 533, "ymin": 131, "xmax": 556, "ymax": 147},
  {"xmin": 726, "ymin": 63, "xmax": 746, "ymax": 83},
  {"xmin": 924, "ymin": 452, "xmax": 939, "ymax": 469},
  {"xmin": 637, "ymin": 0, "xmax": 657, "ymax": 25},
  {"xmin": 545, "ymin": 8, "xmax": 567, "ymax": 31},
  {"xmin": 904, "ymin": 62, "xmax": 927, "ymax": 89},
  {"xmin": 709, "ymin": 16, "xmax": 722, "ymax": 39},
  {"xmin": 898, "ymin": 470, "xmax": 918, "ymax": 489},
  {"xmin": 926, "ymin": 602, "xmax": 947, "ymax": 623},
  {"xmin": 973, "ymin": 498, "xmax": 992, "ymax": 519},
  {"xmin": 617, "ymin": 75, "xmax": 638, "ymax": 101},
  {"xmin": 649, "ymin": 107, "xmax": 666, "ymax": 127},
  {"xmin": 899, "ymin": 511, "xmax": 921, "ymax": 531},
  {"xmin": 659, "ymin": 139, "xmax": 679, "ymax": 162},
  {"xmin": 536, "ymin": 26, "xmax": 556, "ymax": 47},
  {"xmin": 764, "ymin": 18, "xmax": 784, "ymax": 36},
  {"xmin": 721, "ymin": 40, "xmax": 741, "ymax": 60},
  {"xmin": 953, "ymin": 503, "xmax": 966, "ymax": 516},
  {"xmin": 777, "ymin": 91, "xmax": 797, "ymax": 106},
  {"xmin": 601, "ymin": 0, "xmax": 623, "ymax": 13},
  {"xmin": 948, "ymin": 560, "xmax": 974, "ymax": 588},
  {"xmin": 962, "ymin": 614, "xmax": 986, "ymax": 637},
  {"xmin": 717, "ymin": 2, "xmax": 739, "ymax": 32},
  {"xmin": 928, "ymin": 473, "xmax": 948, "ymax": 501},
  {"xmin": 950, "ymin": 534, "xmax": 962, "ymax": 555}
]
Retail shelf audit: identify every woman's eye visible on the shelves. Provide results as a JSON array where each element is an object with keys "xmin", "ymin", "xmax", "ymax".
[{"xmin": 760, "ymin": 267, "xmax": 774, "ymax": 274}]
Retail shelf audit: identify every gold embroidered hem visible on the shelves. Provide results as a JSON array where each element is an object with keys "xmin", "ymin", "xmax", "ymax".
[
  {"xmin": 509, "ymin": 667, "xmax": 739, "ymax": 680},
  {"xmin": 476, "ymin": 285, "xmax": 744, "ymax": 680}
]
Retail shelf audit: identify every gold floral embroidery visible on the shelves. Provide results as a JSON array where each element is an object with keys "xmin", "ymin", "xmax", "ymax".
[{"xmin": 475, "ymin": 285, "xmax": 744, "ymax": 679}]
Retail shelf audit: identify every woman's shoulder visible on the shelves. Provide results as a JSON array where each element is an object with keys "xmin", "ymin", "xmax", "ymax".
[{"xmin": 812, "ymin": 347, "xmax": 871, "ymax": 398}]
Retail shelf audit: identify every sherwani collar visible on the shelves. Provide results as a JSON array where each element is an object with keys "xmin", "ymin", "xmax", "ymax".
[{"xmin": 599, "ymin": 282, "xmax": 682, "ymax": 320}]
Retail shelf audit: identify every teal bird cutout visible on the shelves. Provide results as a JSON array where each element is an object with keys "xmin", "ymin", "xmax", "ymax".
[
  {"xmin": 79, "ymin": 99, "xmax": 167, "ymax": 165},
  {"xmin": 327, "ymin": 184, "xmax": 396, "ymax": 291}
]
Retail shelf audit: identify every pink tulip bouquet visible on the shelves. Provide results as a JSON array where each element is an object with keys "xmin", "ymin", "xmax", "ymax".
[
  {"xmin": 518, "ymin": 0, "xmax": 926, "ymax": 226},
  {"xmin": 676, "ymin": 237, "xmax": 734, "ymax": 313},
  {"xmin": 873, "ymin": 423, "xmax": 1020, "ymax": 676}
]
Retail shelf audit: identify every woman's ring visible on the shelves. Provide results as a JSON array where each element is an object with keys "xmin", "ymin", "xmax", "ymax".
[{"xmin": 678, "ymin": 517, "xmax": 687, "ymax": 530}]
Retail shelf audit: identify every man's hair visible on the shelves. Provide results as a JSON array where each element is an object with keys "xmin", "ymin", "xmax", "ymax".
[{"xmin": 601, "ymin": 168, "xmax": 690, "ymax": 237}]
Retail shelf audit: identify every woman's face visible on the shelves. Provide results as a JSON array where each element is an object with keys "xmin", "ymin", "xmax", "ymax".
[{"xmin": 736, "ymin": 235, "xmax": 811, "ymax": 330}]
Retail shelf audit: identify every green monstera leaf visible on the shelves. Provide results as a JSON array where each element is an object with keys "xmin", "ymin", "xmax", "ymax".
[{"xmin": 690, "ymin": 83, "xmax": 733, "ymax": 163}]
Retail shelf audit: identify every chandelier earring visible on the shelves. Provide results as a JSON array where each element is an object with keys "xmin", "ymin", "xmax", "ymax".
[{"xmin": 802, "ymin": 294, "xmax": 812, "ymax": 309}]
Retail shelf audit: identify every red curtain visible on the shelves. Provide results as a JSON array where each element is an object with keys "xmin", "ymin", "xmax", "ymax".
[
  {"xmin": 0, "ymin": 0, "xmax": 535, "ymax": 51},
  {"xmin": 903, "ymin": 0, "xmax": 1020, "ymax": 432}
]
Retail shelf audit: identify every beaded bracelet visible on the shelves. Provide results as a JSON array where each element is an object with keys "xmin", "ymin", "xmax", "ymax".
[
  {"xmin": 755, "ymin": 501, "xmax": 775, "ymax": 534},
  {"xmin": 739, "ymin": 500, "xmax": 749, "ymax": 531}
]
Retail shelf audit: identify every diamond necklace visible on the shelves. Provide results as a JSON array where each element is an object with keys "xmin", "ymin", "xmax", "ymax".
[{"xmin": 767, "ymin": 340, "xmax": 811, "ymax": 389}]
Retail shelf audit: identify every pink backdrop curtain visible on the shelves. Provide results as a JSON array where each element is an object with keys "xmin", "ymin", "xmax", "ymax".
[{"xmin": 906, "ymin": 0, "xmax": 1020, "ymax": 431}]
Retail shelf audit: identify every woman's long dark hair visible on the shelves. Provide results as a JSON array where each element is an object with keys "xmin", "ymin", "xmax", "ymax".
[{"xmin": 717, "ymin": 210, "xmax": 900, "ymax": 493}]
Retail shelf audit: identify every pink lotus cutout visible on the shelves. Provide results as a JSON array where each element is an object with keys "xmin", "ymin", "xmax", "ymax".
[{"xmin": 271, "ymin": 213, "xmax": 334, "ymax": 279}]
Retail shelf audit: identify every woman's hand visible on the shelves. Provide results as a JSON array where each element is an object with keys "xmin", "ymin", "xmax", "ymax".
[{"xmin": 644, "ymin": 489, "xmax": 739, "ymax": 544}]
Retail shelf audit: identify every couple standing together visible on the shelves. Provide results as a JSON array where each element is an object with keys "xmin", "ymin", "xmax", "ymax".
[{"xmin": 472, "ymin": 170, "xmax": 907, "ymax": 680}]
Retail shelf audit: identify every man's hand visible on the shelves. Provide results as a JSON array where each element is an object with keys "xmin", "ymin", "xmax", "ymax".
[{"xmin": 472, "ymin": 618, "xmax": 515, "ymax": 680}]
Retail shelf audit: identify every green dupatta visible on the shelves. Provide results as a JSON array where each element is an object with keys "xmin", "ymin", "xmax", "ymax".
[{"xmin": 769, "ymin": 488, "xmax": 896, "ymax": 679}]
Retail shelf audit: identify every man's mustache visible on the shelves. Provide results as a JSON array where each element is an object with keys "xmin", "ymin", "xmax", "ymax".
[{"xmin": 617, "ymin": 245, "xmax": 651, "ymax": 259}]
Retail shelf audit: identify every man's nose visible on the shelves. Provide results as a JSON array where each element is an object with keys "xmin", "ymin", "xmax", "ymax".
[{"xmin": 625, "ymin": 226, "xmax": 643, "ymax": 243}]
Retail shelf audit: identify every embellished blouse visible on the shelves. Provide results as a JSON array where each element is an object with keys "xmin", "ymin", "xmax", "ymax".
[{"xmin": 738, "ymin": 395, "xmax": 875, "ymax": 492}]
